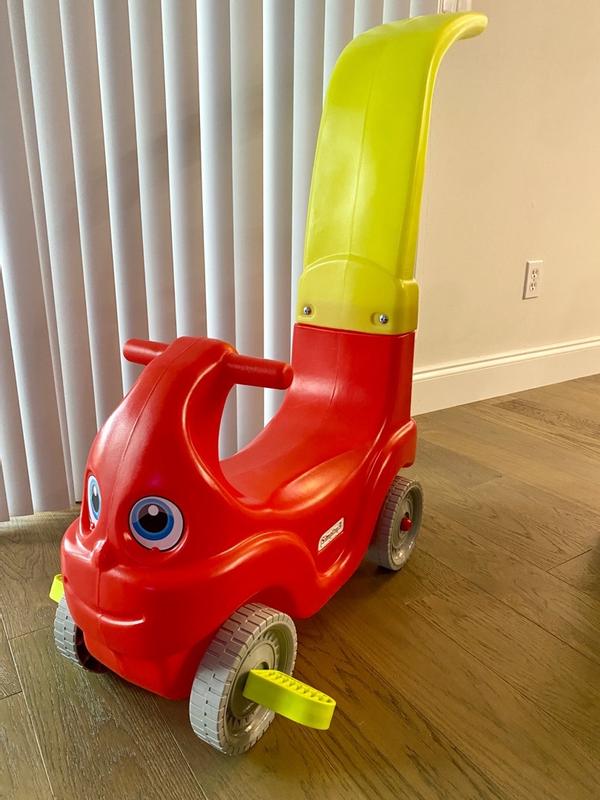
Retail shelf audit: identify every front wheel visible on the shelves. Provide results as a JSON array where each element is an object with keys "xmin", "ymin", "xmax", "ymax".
[
  {"xmin": 53, "ymin": 597, "xmax": 105, "ymax": 672},
  {"xmin": 189, "ymin": 603, "xmax": 297, "ymax": 755},
  {"xmin": 368, "ymin": 475, "xmax": 423, "ymax": 571}
]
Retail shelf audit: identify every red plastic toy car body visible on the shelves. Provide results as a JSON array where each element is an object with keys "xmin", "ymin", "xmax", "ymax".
[{"xmin": 61, "ymin": 324, "xmax": 416, "ymax": 700}]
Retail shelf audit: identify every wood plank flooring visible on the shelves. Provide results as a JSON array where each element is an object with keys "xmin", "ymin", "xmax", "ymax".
[{"xmin": 1, "ymin": 376, "xmax": 599, "ymax": 799}]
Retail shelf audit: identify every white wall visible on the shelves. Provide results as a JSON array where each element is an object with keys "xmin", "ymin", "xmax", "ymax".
[{"xmin": 413, "ymin": 0, "xmax": 600, "ymax": 412}]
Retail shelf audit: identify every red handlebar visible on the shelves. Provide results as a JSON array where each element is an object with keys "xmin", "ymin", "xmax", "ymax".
[
  {"xmin": 123, "ymin": 339, "xmax": 168, "ymax": 365},
  {"xmin": 123, "ymin": 338, "xmax": 293, "ymax": 390},
  {"xmin": 224, "ymin": 352, "xmax": 293, "ymax": 391}
]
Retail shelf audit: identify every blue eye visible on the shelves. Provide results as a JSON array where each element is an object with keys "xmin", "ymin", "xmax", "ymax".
[
  {"xmin": 129, "ymin": 497, "xmax": 184, "ymax": 551},
  {"xmin": 87, "ymin": 476, "xmax": 101, "ymax": 523}
]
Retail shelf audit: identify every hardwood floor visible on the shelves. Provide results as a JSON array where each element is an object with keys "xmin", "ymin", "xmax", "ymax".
[{"xmin": 1, "ymin": 376, "xmax": 599, "ymax": 799}]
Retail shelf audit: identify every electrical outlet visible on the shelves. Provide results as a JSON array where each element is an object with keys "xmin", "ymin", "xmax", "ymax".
[{"xmin": 523, "ymin": 260, "xmax": 542, "ymax": 299}]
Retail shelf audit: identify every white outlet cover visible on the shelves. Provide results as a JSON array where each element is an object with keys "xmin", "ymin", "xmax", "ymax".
[{"xmin": 523, "ymin": 260, "xmax": 542, "ymax": 300}]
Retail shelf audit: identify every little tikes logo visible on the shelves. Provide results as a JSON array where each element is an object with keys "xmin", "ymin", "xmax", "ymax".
[{"xmin": 318, "ymin": 518, "xmax": 344, "ymax": 552}]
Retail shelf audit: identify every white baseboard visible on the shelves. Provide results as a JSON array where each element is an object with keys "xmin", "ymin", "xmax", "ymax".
[{"xmin": 412, "ymin": 336, "xmax": 600, "ymax": 415}]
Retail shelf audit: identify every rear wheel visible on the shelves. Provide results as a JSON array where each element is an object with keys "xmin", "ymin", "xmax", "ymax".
[
  {"xmin": 189, "ymin": 603, "xmax": 297, "ymax": 755},
  {"xmin": 53, "ymin": 596, "xmax": 105, "ymax": 672},
  {"xmin": 368, "ymin": 475, "xmax": 423, "ymax": 570}
]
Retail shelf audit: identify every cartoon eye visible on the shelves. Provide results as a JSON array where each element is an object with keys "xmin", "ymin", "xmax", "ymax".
[
  {"xmin": 129, "ymin": 496, "xmax": 184, "ymax": 551},
  {"xmin": 87, "ymin": 475, "xmax": 101, "ymax": 524}
]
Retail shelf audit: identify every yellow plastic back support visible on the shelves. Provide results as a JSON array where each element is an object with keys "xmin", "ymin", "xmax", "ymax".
[{"xmin": 296, "ymin": 12, "xmax": 487, "ymax": 335}]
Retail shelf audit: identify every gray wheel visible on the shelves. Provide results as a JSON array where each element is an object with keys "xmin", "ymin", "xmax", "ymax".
[
  {"xmin": 53, "ymin": 596, "xmax": 105, "ymax": 672},
  {"xmin": 368, "ymin": 475, "xmax": 423, "ymax": 571},
  {"xmin": 189, "ymin": 603, "xmax": 297, "ymax": 755}
]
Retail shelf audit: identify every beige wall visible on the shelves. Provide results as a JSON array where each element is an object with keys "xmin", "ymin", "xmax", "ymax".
[{"xmin": 414, "ymin": 0, "xmax": 600, "ymax": 375}]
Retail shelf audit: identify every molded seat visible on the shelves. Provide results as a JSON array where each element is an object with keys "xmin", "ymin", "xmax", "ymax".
[
  {"xmin": 222, "ymin": 396, "xmax": 372, "ymax": 507},
  {"xmin": 220, "ymin": 324, "xmax": 414, "ymax": 509}
]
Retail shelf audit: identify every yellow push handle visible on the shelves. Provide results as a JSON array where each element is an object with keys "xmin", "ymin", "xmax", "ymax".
[
  {"xmin": 243, "ymin": 669, "xmax": 336, "ymax": 730},
  {"xmin": 297, "ymin": 12, "xmax": 487, "ymax": 335}
]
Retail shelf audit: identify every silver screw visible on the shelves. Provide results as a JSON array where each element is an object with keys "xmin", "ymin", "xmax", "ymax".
[
  {"xmin": 303, "ymin": 305, "xmax": 313, "ymax": 315},
  {"xmin": 378, "ymin": 313, "xmax": 389, "ymax": 325}
]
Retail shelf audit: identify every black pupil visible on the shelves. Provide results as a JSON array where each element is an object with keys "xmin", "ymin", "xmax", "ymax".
[
  {"xmin": 139, "ymin": 505, "xmax": 168, "ymax": 533},
  {"xmin": 91, "ymin": 485, "xmax": 100, "ymax": 514}
]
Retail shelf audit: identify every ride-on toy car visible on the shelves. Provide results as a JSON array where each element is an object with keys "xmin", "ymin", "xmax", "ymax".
[{"xmin": 51, "ymin": 12, "xmax": 486, "ymax": 754}]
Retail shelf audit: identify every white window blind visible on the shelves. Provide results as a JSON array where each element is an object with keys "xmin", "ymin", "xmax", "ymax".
[{"xmin": 0, "ymin": 0, "xmax": 469, "ymax": 518}]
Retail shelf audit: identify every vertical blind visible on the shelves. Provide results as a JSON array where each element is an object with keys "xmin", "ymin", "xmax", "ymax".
[{"xmin": 0, "ymin": 0, "xmax": 468, "ymax": 520}]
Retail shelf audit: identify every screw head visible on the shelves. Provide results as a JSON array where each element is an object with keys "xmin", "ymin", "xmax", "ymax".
[
  {"xmin": 378, "ymin": 313, "xmax": 389, "ymax": 325},
  {"xmin": 303, "ymin": 305, "xmax": 312, "ymax": 316}
]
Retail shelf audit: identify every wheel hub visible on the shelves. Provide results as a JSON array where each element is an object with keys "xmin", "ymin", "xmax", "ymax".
[
  {"xmin": 400, "ymin": 515, "xmax": 413, "ymax": 531},
  {"xmin": 389, "ymin": 492, "xmax": 420, "ymax": 566},
  {"xmin": 229, "ymin": 636, "xmax": 280, "ymax": 719}
]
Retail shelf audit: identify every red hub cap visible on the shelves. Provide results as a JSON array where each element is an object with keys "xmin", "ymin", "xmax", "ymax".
[{"xmin": 400, "ymin": 515, "xmax": 413, "ymax": 532}]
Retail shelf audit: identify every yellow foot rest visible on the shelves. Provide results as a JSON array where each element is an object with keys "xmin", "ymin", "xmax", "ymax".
[
  {"xmin": 49, "ymin": 574, "xmax": 64, "ymax": 603},
  {"xmin": 243, "ymin": 669, "xmax": 336, "ymax": 730}
]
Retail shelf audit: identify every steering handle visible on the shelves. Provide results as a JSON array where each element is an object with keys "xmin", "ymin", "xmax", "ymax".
[
  {"xmin": 224, "ymin": 352, "xmax": 293, "ymax": 391},
  {"xmin": 123, "ymin": 339, "xmax": 168, "ymax": 365},
  {"xmin": 124, "ymin": 338, "xmax": 293, "ymax": 391}
]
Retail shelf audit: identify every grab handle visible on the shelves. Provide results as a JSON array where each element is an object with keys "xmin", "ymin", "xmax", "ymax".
[
  {"xmin": 224, "ymin": 352, "xmax": 293, "ymax": 391},
  {"xmin": 124, "ymin": 338, "xmax": 293, "ymax": 390},
  {"xmin": 124, "ymin": 339, "xmax": 168, "ymax": 365}
]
